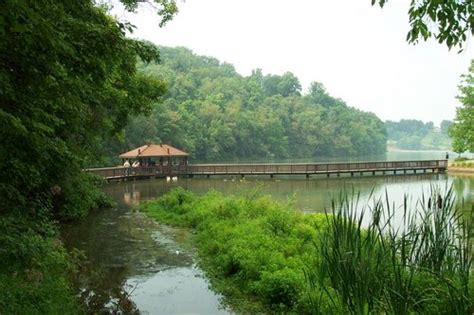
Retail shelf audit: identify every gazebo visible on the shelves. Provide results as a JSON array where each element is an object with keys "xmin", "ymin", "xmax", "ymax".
[{"xmin": 119, "ymin": 144, "xmax": 189, "ymax": 167}]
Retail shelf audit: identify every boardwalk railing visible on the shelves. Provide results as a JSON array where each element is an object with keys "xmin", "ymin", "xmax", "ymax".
[
  {"xmin": 188, "ymin": 160, "xmax": 447, "ymax": 175},
  {"xmin": 86, "ymin": 160, "xmax": 447, "ymax": 181}
]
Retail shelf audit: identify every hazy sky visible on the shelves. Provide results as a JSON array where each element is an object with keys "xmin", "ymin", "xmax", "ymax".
[{"xmin": 113, "ymin": 0, "xmax": 473, "ymax": 125}]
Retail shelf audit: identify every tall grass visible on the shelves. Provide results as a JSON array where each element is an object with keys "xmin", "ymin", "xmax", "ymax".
[{"xmin": 308, "ymin": 186, "xmax": 473, "ymax": 314}]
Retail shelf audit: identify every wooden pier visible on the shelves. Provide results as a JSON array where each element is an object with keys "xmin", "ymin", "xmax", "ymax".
[{"xmin": 86, "ymin": 160, "xmax": 447, "ymax": 181}]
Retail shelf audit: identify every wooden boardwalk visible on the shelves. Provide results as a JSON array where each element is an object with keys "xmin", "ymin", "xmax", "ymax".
[{"xmin": 86, "ymin": 160, "xmax": 447, "ymax": 181}]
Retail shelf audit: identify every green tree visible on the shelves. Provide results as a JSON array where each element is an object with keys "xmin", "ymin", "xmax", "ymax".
[
  {"xmin": 449, "ymin": 60, "xmax": 474, "ymax": 153},
  {"xmin": 0, "ymin": 0, "xmax": 176, "ymax": 217},
  {"xmin": 0, "ymin": 1, "xmax": 178, "ymax": 312},
  {"xmin": 307, "ymin": 82, "xmax": 337, "ymax": 107},
  {"xmin": 114, "ymin": 46, "xmax": 387, "ymax": 162},
  {"xmin": 372, "ymin": 0, "xmax": 473, "ymax": 50},
  {"xmin": 262, "ymin": 72, "xmax": 302, "ymax": 97},
  {"xmin": 440, "ymin": 120, "xmax": 453, "ymax": 135}
]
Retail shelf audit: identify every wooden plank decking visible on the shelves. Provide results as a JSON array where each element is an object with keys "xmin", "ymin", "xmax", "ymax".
[{"xmin": 86, "ymin": 160, "xmax": 448, "ymax": 181}]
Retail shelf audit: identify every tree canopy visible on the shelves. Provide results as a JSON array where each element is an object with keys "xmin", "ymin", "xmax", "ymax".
[
  {"xmin": 372, "ymin": 0, "xmax": 473, "ymax": 50},
  {"xmin": 449, "ymin": 60, "xmax": 474, "ymax": 153},
  {"xmin": 0, "ymin": 1, "xmax": 179, "ymax": 313},
  {"xmin": 101, "ymin": 47, "xmax": 387, "ymax": 163},
  {"xmin": 0, "ymin": 0, "xmax": 175, "ymax": 216}
]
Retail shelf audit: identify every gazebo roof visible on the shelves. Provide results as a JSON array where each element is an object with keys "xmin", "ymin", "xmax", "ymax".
[{"xmin": 119, "ymin": 144, "xmax": 188, "ymax": 158}]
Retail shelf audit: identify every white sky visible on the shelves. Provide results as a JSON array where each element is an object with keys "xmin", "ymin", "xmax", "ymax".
[{"xmin": 113, "ymin": 0, "xmax": 473, "ymax": 125}]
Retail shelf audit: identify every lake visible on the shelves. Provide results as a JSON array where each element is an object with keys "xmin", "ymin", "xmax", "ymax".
[{"xmin": 61, "ymin": 169, "xmax": 473, "ymax": 314}]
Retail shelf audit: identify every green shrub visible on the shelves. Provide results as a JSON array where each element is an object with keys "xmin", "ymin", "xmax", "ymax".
[
  {"xmin": 0, "ymin": 215, "xmax": 81, "ymax": 314},
  {"xmin": 141, "ymin": 188, "xmax": 327, "ymax": 313},
  {"xmin": 54, "ymin": 173, "xmax": 113, "ymax": 221},
  {"xmin": 256, "ymin": 268, "xmax": 304, "ymax": 309}
]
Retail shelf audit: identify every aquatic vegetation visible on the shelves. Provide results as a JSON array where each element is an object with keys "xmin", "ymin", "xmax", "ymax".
[
  {"xmin": 141, "ymin": 187, "xmax": 328, "ymax": 312},
  {"xmin": 141, "ymin": 187, "xmax": 473, "ymax": 314},
  {"xmin": 309, "ymin": 187, "xmax": 473, "ymax": 314}
]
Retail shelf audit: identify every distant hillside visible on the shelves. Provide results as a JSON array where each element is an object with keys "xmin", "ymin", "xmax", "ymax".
[
  {"xmin": 100, "ymin": 46, "xmax": 387, "ymax": 163},
  {"xmin": 386, "ymin": 119, "xmax": 452, "ymax": 150}
]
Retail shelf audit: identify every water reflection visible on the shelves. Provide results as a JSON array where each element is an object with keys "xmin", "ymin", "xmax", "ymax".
[
  {"xmin": 61, "ymin": 173, "xmax": 472, "ymax": 314},
  {"xmin": 191, "ymin": 150, "xmax": 474, "ymax": 164},
  {"xmin": 61, "ymin": 187, "xmax": 228, "ymax": 314},
  {"xmin": 108, "ymin": 173, "xmax": 472, "ymax": 212}
]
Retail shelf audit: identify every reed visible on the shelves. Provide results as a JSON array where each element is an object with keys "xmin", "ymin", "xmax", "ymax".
[{"xmin": 308, "ymin": 185, "xmax": 473, "ymax": 314}]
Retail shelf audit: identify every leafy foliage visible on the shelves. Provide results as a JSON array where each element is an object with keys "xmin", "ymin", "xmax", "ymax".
[
  {"xmin": 119, "ymin": 0, "xmax": 178, "ymax": 27},
  {"xmin": 372, "ymin": 0, "xmax": 474, "ymax": 50},
  {"xmin": 141, "ymin": 188, "xmax": 333, "ymax": 313},
  {"xmin": 0, "ymin": 0, "xmax": 167, "ymax": 216},
  {"xmin": 103, "ymin": 47, "xmax": 387, "ymax": 164},
  {"xmin": 142, "ymin": 187, "xmax": 473, "ymax": 314},
  {"xmin": 450, "ymin": 60, "xmax": 474, "ymax": 154},
  {"xmin": 0, "ymin": 215, "xmax": 81, "ymax": 314},
  {"xmin": 0, "ymin": 0, "xmax": 176, "ymax": 312}
]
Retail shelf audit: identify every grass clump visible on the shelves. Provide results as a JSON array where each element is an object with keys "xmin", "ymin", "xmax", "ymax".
[
  {"xmin": 308, "ymin": 187, "xmax": 473, "ymax": 314},
  {"xmin": 142, "ymin": 186, "xmax": 473, "ymax": 314}
]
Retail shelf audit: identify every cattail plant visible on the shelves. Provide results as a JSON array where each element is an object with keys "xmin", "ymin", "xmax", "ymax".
[{"xmin": 307, "ymin": 185, "xmax": 473, "ymax": 314}]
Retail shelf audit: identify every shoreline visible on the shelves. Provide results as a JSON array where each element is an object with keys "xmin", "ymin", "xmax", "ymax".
[{"xmin": 447, "ymin": 166, "xmax": 474, "ymax": 175}]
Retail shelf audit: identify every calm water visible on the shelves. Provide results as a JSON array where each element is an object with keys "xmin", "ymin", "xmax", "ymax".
[
  {"xmin": 191, "ymin": 149, "xmax": 473, "ymax": 164},
  {"xmin": 61, "ymin": 171, "xmax": 473, "ymax": 314}
]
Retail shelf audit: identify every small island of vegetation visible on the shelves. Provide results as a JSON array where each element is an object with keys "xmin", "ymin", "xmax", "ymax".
[{"xmin": 141, "ymin": 187, "xmax": 473, "ymax": 314}]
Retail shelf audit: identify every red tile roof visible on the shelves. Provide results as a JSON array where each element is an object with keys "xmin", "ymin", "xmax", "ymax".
[{"xmin": 119, "ymin": 144, "xmax": 188, "ymax": 158}]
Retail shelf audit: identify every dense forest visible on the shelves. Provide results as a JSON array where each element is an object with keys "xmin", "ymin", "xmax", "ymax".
[
  {"xmin": 100, "ymin": 46, "xmax": 387, "ymax": 164},
  {"xmin": 385, "ymin": 119, "xmax": 452, "ymax": 150}
]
